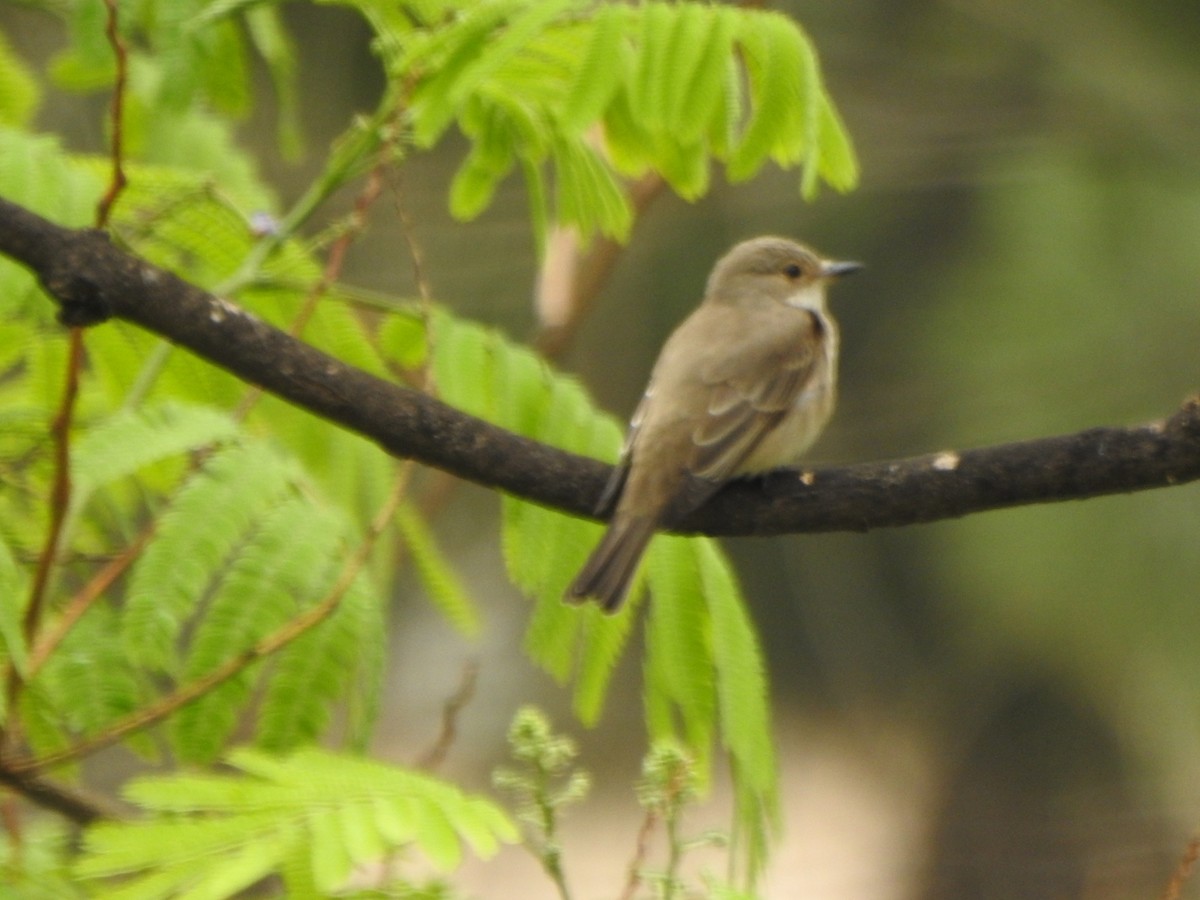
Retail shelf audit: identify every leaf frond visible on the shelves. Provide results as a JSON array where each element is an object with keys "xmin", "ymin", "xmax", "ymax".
[
  {"xmin": 78, "ymin": 747, "xmax": 517, "ymax": 893},
  {"xmin": 122, "ymin": 441, "xmax": 299, "ymax": 674},
  {"xmin": 398, "ymin": 1, "xmax": 857, "ymax": 243}
]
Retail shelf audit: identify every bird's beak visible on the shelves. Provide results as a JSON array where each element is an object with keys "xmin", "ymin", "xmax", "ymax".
[{"xmin": 821, "ymin": 260, "xmax": 864, "ymax": 279}]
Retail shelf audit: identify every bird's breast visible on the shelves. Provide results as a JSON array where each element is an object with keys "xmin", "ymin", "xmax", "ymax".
[
  {"xmin": 736, "ymin": 310, "xmax": 838, "ymax": 474},
  {"xmin": 735, "ymin": 380, "xmax": 836, "ymax": 474}
]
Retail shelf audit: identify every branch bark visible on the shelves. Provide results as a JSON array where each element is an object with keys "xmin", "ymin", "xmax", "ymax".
[
  {"xmin": 0, "ymin": 763, "xmax": 117, "ymax": 825},
  {"xmin": 2, "ymin": 194, "xmax": 1199, "ymax": 536}
]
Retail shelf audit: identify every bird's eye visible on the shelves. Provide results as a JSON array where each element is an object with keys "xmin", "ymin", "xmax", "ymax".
[{"xmin": 783, "ymin": 263, "xmax": 803, "ymax": 279}]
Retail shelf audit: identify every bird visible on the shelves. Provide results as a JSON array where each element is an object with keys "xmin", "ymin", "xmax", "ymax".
[{"xmin": 564, "ymin": 236, "xmax": 861, "ymax": 613}]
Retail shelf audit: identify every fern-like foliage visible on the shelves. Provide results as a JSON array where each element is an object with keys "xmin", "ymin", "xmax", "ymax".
[
  {"xmin": 0, "ymin": 136, "xmax": 388, "ymax": 765},
  {"xmin": 76, "ymin": 746, "xmax": 518, "ymax": 897},
  {"xmin": 330, "ymin": 0, "xmax": 858, "ymax": 246},
  {"xmin": 39, "ymin": 604, "xmax": 150, "ymax": 754},
  {"xmin": 0, "ymin": 819, "xmax": 80, "ymax": 897},
  {"xmin": 121, "ymin": 441, "xmax": 301, "ymax": 675},
  {"xmin": 0, "ymin": 58, "xmax": 468, "ymax": 772},
  {"xmin": 71, "ymin": 402, "xmax": 240, "ymax": 499},
  {"xmin": 9, "ymin": 429, "xmax": 386, "ymax": 766},
  {"xmin": 396, "ymin": 500, "xmax": 482, "ymax": 635},
  {"xmin": 0, "ymin": 30, "xmax": 39, "ymax": 127},
  {"xmin": 48, "ymin": 0, "xmax": 299, "ymax": 156}
]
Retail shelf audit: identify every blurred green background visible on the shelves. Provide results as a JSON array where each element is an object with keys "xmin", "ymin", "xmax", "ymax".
[{"xmin": 5, "ymin": 0, "xmax": 1200, "ymax": 897}]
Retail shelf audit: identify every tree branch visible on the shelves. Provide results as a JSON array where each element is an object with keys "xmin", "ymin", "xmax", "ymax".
[
  {"xmin": 2, "ymin": 194, "xmax": 1198, "ymax": 537},
  {"xmin": 0, "ymin": 762, "xmax": 118, "ymax": 825}
]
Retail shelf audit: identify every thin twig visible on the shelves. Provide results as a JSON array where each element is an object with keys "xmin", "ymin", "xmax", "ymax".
[
  {"xmin": 95, "ymin": 0, "xmax": 128, "ymax": 227},
  {"xmin": 18, "ymin": 332, "xmax": 84, "ymax": 647},
  {"xmin": 286, "ymin": 147, "xmax": 390, "ymax": 335},
  {"xmin": 386, "ymin": 165, "xmax": 468, "ymax": 517},
  {"xmin": 7, "ymin": 332, "xmax": 86, "ymax": 725},
  {"xmin": 389, "ymin": 169, "xmax": 435, "ymax": 310},
  {"xmin": 235, "ymin": 144, "xmax": 393, "ymax": 422},
  {"xmin": 618, "ymin": 805, "xmax": 661, "ymax": 900},
  {"xmin": 1161, "ymin": 830, "xmax": 1200, "ymax": 900},
  {"xmin": 417, "ymin": 659, "xmax": 479, "ymax": 771},
  {"xmin": 0, "ymin": 763, "xmax": 120, "ymax": 825}
]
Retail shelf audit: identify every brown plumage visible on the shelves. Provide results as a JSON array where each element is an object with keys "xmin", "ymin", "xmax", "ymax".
[{"xmin": 565, "ymin": 236, "xmax": 860, "ymax": 612}]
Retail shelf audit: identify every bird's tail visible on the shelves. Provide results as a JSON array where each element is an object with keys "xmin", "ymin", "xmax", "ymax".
[{"xmin": 564, "ymin": 516, "xmax": 657, "ymax": 613}]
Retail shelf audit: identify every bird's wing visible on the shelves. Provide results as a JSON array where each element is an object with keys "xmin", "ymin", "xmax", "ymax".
[
  {"xmin": 591, "ymin": 389, "xmax": 649, "ymax": 516},
  {"xmin": 686, "ymin": 312, "xmax": 821, "ymax": 483}
]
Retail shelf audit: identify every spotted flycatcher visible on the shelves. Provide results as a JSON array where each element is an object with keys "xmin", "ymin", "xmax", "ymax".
[{"xmin": 565, "ymin": 236, "xmax": 860, "ymax": 612}]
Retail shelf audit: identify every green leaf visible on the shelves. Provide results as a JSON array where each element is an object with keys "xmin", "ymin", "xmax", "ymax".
[
  {"xmin": 477, "ymin": 72, "xmax": 554, "ymax": 160},
  {"xmin": 645, "ymin": 536, "xmax": 717, "ymax": 765},
  {"xmin": 728, "ymin": 11, "xmax": 812, "ymax": 182},
  {"xmin": 377, "ymin": 310, "xmax": 429, "ymax": 370},
  {"xmin": 519, "ymin": 543, "xmax": 583, "ymax": 682},
  {"xmin": 256, "ymin": 570, "xmax": 384, "ymax": 753},
  {"xmin": 308, "ymin": 808, "xmax": 353, "ymax": 891},
  {"xmin": 552, "ymin": 135, "xmax": 632, "ymax": 240},
  {"xmin": 516, "ymin": 378, "xmax": 602, "ymax": 582},
  {"xmin": 280, "ymin": 841, "xmax": 320, "ymax": 898},
  {"xmin": 572, "ymin": 598, "xmax": 636, "ymax": 726},
  {"xmin": 38, "ymin": 605, "xmax": 151, "ymax": 744},
  {"xmin": 122, "ymin": 771, "xmax": 270, "ymax": 813},
  {"xmin": 0, "ymin": 30, "xmax": 40, "ymax": 126},
  {"xmin": 194, "ymin": 19, "xmax": 253, "ymax": 117},
  {"xmin": 519, "ymin": 153, "xmax": 551, "ymax": 255},
  {"xmin": 0, "ymin": 126, "xmax": 101, "ymax": 234},
  {"xmin": 396, "ymin": 501, "xmax": 481, "ymax": 635},
  {"xmin": 431, "ymin": 294, "xmax": 778, "ymax": 876},
  {"xmin": 507, "ymin": 380, "xmax": 616, "ymax": 686},
  {"xmin": 559, "ymin": 3, "xmax": 627, "ymax": 131},
  {"xmin": 244, "ymin": 6, "xmax": 304, "ymax": 159},
  {"xmin": 72, "ymin": 402, "xmax": 239, "ymax": 498},
  {"xmin": 80, "ymin": 747, "xmax": 516, "ymax": 892},
  {"xmin": 181, "ymin": 833, "xmax": 296, "ymax": 899},
  {"xmin": 403, "ymin": 1, "xmax": 856, "ymax": 242},
  {"xmin": 630, "ymin": 3, "xmax": 674, "ymax": 125},
  {"xmin": 430, "ymin": 307, "xmax": 636, "ymax": 718},
  {"xmin": 698, "ymin": 539, "xmax": 779, "ymax": 878},
  {"xmin": 48, "ymin": 0, "xmax": 114, "ymax": 92},
  {"xmin": 0, "ymin": 819, "xmax": 77, "ymax": 895},
  {"xmin": 335, "ymin": 800, "xmax": 389, "ymax": 871},
  {"xmin": 813, "ymin": 93, "xmax": 860, "ymax": 194},
  {"xmin": 706, "ymin": 54, "xmax": 743, "ymax": 160},
  {"xmin": 410, "ymin": 802, "xmax": 463, "ymax": 871},
  {"xmin": 169, "ymin": 493, "xmax": 343, "ymax": 762},
  {"xmin": 431, "ymin": 311, "xmax": 497, "ymax": 420},
  {"xmin": 122, "ymin": 441, "xmax": 298, "ymax": 674},
  {"xmin": 601, "ymin": 84, "xmax": 655, "ymax": 176},
  {"xmin": 653, "ymin": 134, "xmax": 710, "ymax": 201},
  {"xmin": 409, "ymin": 0, "xmax": 570, "ymax": 146},
  {"xmin": 449, "ymin": 107, "xmax": 515, "ymax": 220},
  {"xmin": 82, "ymin": 162, "xmax": 263, "ymax": 290},
  {"xmin": 490, "ymin": 318, "xmax": 554, "ymax": 440},
  {"xmin": 666, "ymin": 5, "xmax": 735, "ymax": 140}
]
